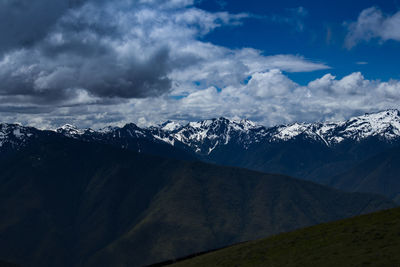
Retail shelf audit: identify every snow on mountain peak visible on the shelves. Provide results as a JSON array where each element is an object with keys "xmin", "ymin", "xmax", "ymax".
[
  {"xmin": 161, "ymin": 121, "xmax": 182, "ymax": 131},
  {"xmin": 269, "ymin": 109, "xmax": 400, "ymax": 144},
  {"xmin": 0, "ymin": 123, "xmax": 35, "ymax": 148},
  {"xmin": 158, "ymin": 117, "xmax": 266, "ymax": 154},
  {"xmin": 273, "ymin": 122, "xmax": 312, "ymax": 141},
  {"xmin": 3, "ymin": 109, "xmax": 400, "ymax": 154},
  {"xmin": 57, "ymin": 124, "xmax": 85, "ymax": 136},
  {"xmin": 98, "ymin": 125, "xmax": 119, "ymax": 133},
  {"xmin": 151, "ymin": 111, "xmax": 400, "ymax": 153},
  {"xmin": 338, "ymin": 109, "xmax": 400, "ymax": 141}
]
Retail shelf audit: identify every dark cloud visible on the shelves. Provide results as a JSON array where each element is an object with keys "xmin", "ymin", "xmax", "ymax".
[
  {"xmin": 0, "ymin": 105, "xmax": 53, "ymax": 114},
  {"xmin": 0, "ymin": 0, "xmax": 89, "ymax": 56},
  {"xmin": 0, "ymin": 0, "xmax": 173, "ymax": 103}
]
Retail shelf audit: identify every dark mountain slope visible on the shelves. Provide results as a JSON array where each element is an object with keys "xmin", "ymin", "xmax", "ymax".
[
  {"xmin": 0, "ymin": 260, "xmax": 20, "ymax": 267},
  {"xmin": 0, "ymin": 136, "xmax": 395, "ymax": 267},
  {"xmin": 327, "ymin": 146, "xmax": 400, "ymax": 203},
  {"xmin": 169, "ymin": 206, "xmax": 400, "ymax": 267},
  {"xmin": 0, "ymin": 123, "xmax": 197, "ymax": 162}
]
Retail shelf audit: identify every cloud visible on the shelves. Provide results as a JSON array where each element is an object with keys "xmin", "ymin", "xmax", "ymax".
[
  {"xmin": 0, "ymin": 0, "xmax": 327, "ymax": 107},
  {"xmin": 129, "ymin": 71, "xmax": 400, "ymax": 127},
  {"xmin": 345, "ymin": 7, "xmax": 400, "ymax": 48},
  {"xmin": 0, "ymin": 0, "xmax": 333, "ymax": 128},
  {"xmin": 3, "ymin": 69, "xmax": 399, "ymax": 130},
  {"xmin": 0, "ymin": 0, "xmax": 245, "ymax": 103},
  {"xmin": 0, "ymin": 0, "xmax": 73, "ymax": 55}
]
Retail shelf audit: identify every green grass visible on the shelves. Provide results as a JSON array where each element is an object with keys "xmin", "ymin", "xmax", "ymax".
[{"xmin": 171, "ymin": 207, "xmax": 400, "ymax": 267}]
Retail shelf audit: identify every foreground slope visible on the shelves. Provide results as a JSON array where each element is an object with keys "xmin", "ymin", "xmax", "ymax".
[
  {"xmin": 0, "ymin": 136, "xmax": 395, "ymax": 267},
  {"xmin": 170, "ymin": 207, "xmax": 400, "ymax": 267}
]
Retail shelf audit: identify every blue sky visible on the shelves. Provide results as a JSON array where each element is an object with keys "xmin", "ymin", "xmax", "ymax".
[
  {"xmin": 1, "ymin": 0, "xmax": 400, "ymax": 128},
  {"xmin": 197, "ymin": 0, "xmax": 400, "ymax": 83}
]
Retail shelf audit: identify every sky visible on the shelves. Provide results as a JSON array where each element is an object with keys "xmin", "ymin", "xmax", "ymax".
[{"xmin": 1, "ymin": 0, "xmax": 400, "ymax": 129}]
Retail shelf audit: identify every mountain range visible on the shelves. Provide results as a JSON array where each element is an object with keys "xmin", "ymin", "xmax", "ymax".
[
  {"xmin": 3, "ymin": 109, "xmax": 400, "ymax": 154},
  {"xmin": 2, "ymin": 109, "xmax": 400, "ymax": 201}
]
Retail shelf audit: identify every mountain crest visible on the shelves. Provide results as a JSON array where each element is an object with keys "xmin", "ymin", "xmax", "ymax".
[{"xmin": 2, "ymin": 109, "xmax": 400, "ymax": 156}]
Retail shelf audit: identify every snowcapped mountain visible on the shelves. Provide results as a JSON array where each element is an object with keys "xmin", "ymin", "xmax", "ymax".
[
  {"xmin": 56, "ymin": 124, "xmax": 87, "ymax": 137},
  {"xmin": 0, "ymin": 123, "xmax": 38, "ymax": 151},
  {"xmin": 2, "ymin": 109, "xmax": 400, "ymax": 184},
  {"xmin": 146, "ymin": 109, "xmax": 400, "ymax": 155},
  {"xmin": 2, "ymin": 109, "xmax": 400, "ymax": 159},
  {"xmin": 150, "ymin": 117, "xmax": 268, "ymax": 154},
  {"xmin": 270, "ymin": 109, "xmax": 400, "ymax": 145}
]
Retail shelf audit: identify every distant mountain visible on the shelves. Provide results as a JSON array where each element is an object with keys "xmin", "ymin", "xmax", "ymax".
[
  {"xmin": 57, "ymin": 109, "xmax": 400, "ymax": 181},
  {"xmin": 327, "ymin": 146, "xmax": 400, "ymax": 204},
  {"xmin": 0, "ymin": 123, "xmax": 42, "ymax": 158},
  {"xmin": 3, "ymin": 109, "xmax": 400, "ymax": 187},
  {"xmin": 0, "ymin": 136, "xmax": 394, "ymax": 267},
  {"xmin": 167, "ymin": 206, "xmax": 400, "ymax": 267},
  {"xmin": 0, "ymin": 122, "xmax": 196, "ymax": 161},
  {"xmin": 148, "ymin": 110, "xmax": 400, "ymax": 181},
  {"xmin": 151, "ymin": 109, "xmax": 400, "ymax": 153}
]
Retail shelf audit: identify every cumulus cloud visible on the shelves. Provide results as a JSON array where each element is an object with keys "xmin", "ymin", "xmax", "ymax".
[
  {"xmin": 345, "ymin": 7, "xmax": 400, "ymax": 48},
  {"xmin": 128, "ymin": 70, "xmax": 400, "ymax": 127},
  {"xmin": 3, "ymin": 69, "xmax": 400, "ymax": 130},
  {"xmin": 165, "ymin": 70, "xmax": 400, "ymax": 126},
  {"xmin": 0, "ymin": 0, "xmax": 338, "ymax": 128},
  {"xmin": 0, "ymin": 0, "xmax": 327, "ymax": 106}
]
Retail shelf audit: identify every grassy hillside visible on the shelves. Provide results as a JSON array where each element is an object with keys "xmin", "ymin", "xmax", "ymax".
[
  {"xmin": 169, "ymin": 207, "xmax": 400, "ymax": 267},
  {"xmin": 0, "ymin": 136, "xmax": 395, "ymax": 267}
]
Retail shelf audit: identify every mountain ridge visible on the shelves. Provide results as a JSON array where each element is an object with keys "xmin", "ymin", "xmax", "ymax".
[
  {"xmin": 2, "ymin": 109, "xmax": 400, "ymax": 155},
  {"xmin": 2, "ymin": 109, "xmax": 400, "ymax": 190}
]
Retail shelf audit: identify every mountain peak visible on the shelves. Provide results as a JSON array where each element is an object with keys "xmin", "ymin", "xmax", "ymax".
[
  {"xmin": 122, "ymin": 123, "xmax": 141, "ymax": 130},
  {"xmin": 3, "ymin": 109, "xmax": 400, "ymax": 155},
  {"xmin": 352, "ymin": 109, "xmax": 400, "ymax": 121},
  {"xmin": 57, "ymin": 124, "xmax": 84, "ymax": 136},
  {"xmin": 0, "ymin": 123, "xmax": 36, "ymax": 149},
  {"xmin": 161, "ymin": 120, "xmax": 182, "ymax": 131},
  {"xmin": 338, "ymin": 109, "xmax": 400, "ymax": 141}
]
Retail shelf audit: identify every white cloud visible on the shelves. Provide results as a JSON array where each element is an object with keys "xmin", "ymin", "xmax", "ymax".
[
  {"xmin": 2, "ymin": 69, "xmax": 400, "ymax": 129},
  {"xmin": 345, "ymin": 7, "xmax": 400, "ymax": 48},
  {"xmin": 0, "ymin": 0, "xmax": 355, "ymax": 129},
  {"xmin": 246, "ymin": 69, "xmax": 296, "ymax": 98},
  {"xmin": 0, "ymin": 0, "xmax": 327, "ymax": 106},
  {"xmin": 122, "ymin": 71, "xmax": 400, "ymax": 128}
]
